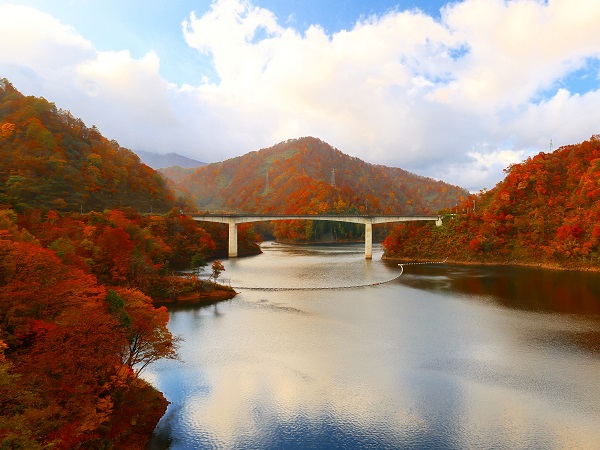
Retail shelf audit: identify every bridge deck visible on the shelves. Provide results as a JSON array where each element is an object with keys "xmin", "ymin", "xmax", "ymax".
[
  {"xmin": 190, "ymin": 214, "xmax": 440, "ymax": 225},
  {"xmin": 189, "ymin": 214, "xmax": 442, "ymax": 258}
]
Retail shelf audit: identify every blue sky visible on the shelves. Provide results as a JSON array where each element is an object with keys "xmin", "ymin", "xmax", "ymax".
[
  {"xmin": 1, "ymin": 0, "xmax": 599, "ymax": 191},
  {"xmin": 8, "ymin": 0, "xmax": 449, "ymax": 85}
]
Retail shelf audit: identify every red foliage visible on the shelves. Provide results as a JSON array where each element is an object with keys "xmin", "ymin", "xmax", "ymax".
[
  {"xmin": 382, "ymin": 135, "xmax": 600, "ymax": 269},
  {"xmin": 0, "ymin": 209, "xmax": 188, "ymax": 448},
  {"xmin": 0, "ymin": 79, "xmax": 177, "ymax": 212},
  {"xmin": 162, "ymin": 137, "xmax": 467, "ymax": 242}
]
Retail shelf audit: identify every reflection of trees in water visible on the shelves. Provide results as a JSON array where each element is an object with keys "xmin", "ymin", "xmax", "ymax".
[
  {"xmin": 529, "ymin": 328, "xmax": 600, "ymax": 354},
  {"xmin": 147, "ymin": 404, "xmax": 178, "ymax": 450},
  {"xmin": 398, "ymin": 264, "xmax": 600, "ymax": 355},
  {"xmin": 399, "ymin": 265, "xmax": 600, "ymax": 316}
]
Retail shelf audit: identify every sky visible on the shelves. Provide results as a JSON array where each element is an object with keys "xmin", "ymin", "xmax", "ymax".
[{"xmin": 1, "ymin": 0, "xmax": 599, "ymax": 192}]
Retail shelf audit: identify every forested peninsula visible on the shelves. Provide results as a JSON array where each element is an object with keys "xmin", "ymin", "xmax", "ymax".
[{"xmin": 383, "ymin": 136, "xmax": 600, "ymax": 271}]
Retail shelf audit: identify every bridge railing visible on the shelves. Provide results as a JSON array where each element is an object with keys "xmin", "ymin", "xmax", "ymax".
[{"xmin": 189, "ymin": 213, "xmax": 439, "ymax": 218}]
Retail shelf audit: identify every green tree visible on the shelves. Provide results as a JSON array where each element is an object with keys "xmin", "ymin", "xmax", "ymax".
[{"xmin": 190, "ymin": 252, "xmax": 207, "ymax": 276}]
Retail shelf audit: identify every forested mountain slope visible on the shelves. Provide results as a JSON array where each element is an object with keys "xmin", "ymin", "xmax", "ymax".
[
  {"xmin": 0, "ymin": 79, "xmax": 177, "ymax": 212},
  {"xmin": 163, "ymin": 136, "xmax": 468, "ymax": 241},
  {"xmin": 0, "ymin": 80, "xmax": 252, "ymax": 448},
  {"xmin": 165, "ymin": 136, "xmax": 467, "ymax": 214},
  {"xmin": 383, "ymin": 135, "xmax": 600, "ymax": 269}
]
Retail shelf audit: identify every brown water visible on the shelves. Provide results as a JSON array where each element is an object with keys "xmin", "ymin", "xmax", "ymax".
[{"xmin": 145, "ymin": 242, "xmax": 600, "ymax": 449}]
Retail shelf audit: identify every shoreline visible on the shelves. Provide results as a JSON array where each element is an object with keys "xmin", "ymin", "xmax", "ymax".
[
  {"xmin": 382, "ymin": 255, "xmax": 600, "ymax": 273},
  {"xmin": 142, "ymin": 289, "xmax": 237, "ymax": 445},
  {"xmin": 156, "ymin": 288, "xmax": 237, "ymax": 307}
]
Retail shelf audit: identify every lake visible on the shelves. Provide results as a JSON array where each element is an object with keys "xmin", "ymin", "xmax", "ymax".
[{"xmin": 145, "ymin": 242, "xmax": 600, "ymax": 449}]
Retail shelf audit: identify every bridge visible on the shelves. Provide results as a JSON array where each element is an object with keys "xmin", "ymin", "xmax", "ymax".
[{"xmin": 190, "ymin": 214, "xmax": 442, "ymax": 259}]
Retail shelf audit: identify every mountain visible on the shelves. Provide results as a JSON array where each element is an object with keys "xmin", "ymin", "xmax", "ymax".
[
  {"xmin": 135, "ymin": 150, "xmax": 206, "ymax": 170},
  {"xmin": 383, "ymin": 135, "xmax": 600, "ymax": 270},
  {"xmin": 0, "ymin": 79, "xmax": 177, "ymax": 212},
  {"xmin": 164, "ymin": 136, "xmax": 468, "ymax": 214},
  {"xmin": 162, "ymin": 136, "xmax": 468, "ymax": 241}
]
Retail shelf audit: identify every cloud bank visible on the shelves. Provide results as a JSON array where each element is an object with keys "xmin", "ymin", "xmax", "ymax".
[{"xmin": 1, "ymin": 0, "xmax": 599, "ymax": 191}]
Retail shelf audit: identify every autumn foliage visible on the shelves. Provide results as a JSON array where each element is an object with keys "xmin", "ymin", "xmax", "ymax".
[
  {"xmin": 383, "ymin": 135, "xmax": 600, "ymax": 269},
  {"xmin": 0, "ymin": 205, "xmax": 238, "ymax": 447},
  {"xmin": 162, "ymin": 136, "xmax": 468, "ymax": 242},
  {"xmin": 0, "ymin": 79, "xmax": 177, "ymax": 212},
  {"xmin": 0, "ymin": 236, "xmax": 164, "ymax": 447},
  {"xmin": 0, "ymin": 80, "xmax": 246, "ymax": 447}
]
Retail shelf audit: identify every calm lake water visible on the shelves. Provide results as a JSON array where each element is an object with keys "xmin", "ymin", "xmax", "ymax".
[{"xmin": 145, "ymin": 243, "xmax": 600, "ymax": 449}]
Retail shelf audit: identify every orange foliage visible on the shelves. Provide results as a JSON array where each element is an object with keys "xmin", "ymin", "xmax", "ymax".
[
  {"xmin": 0, "ymin": 78, "xmax": 177, "ymax": 212},
  {"xmin": 0, "ymin": 209, "xmax": 200, "ymax": 448},
  {"xmin": 163, "ymin": 137, "xmax": 467, "ymax": 242},
  {"xmin": 111, "ymin": 287, "xmax": 179, "ymax": 377},
  {"xmin": 383, "ymin": 135, "xmax": 600, "ymax": 269}
]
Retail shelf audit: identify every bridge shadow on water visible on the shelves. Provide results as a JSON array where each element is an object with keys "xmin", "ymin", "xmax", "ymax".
[{"xmin": 263, "ymin": 241, "xmax": 365, "ymax": 256}]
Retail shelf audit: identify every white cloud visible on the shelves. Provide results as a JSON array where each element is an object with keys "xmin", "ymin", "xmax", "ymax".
[
  {"xmin": 0, "ymin": 5, "xmax": 184, "ymax": 154},
  {"xmin": 0, "ymin": 4, "xmax": 94, "ymax": 71},
  {"xmin": 1, "ymin": 0, "xmax": 600, "ymax": 191},
  {"xmin": 436, "ymin": 0, "xmax": 600, "ymax": 109},
  {"xmin": 440, "ymin": 148, "xmax": 531, "ymax": 192}
]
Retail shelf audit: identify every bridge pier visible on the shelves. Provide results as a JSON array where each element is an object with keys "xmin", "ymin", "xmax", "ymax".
[
  {"xmin": 191, "ymin": 214, "xmax": 443, "ymax": 260},
  {"xmin": 365, "ymin": 222, "xmax": 372, "ymax": 259},
  {"xmin": 228, "ymin": 222, "xmax": 238, "ymax": 258}
]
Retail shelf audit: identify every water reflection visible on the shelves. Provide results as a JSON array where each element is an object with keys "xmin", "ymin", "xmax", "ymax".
[
  {"xmin": 394, "ymin": 263, "xmax": 600, "ymax": 315},
  {"xmin": 147, "ymin": 244, "xmax": 600, "ymax": 449}
]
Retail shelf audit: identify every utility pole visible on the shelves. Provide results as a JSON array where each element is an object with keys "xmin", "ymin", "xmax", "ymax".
[{"xmin": 331, "ymin": 168, "xmax": 335, "ymax": 187}]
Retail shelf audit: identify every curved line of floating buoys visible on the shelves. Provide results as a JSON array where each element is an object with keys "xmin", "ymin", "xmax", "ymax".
[{"xmin": 231, "ymin": 257, "xmax": 448, "ymax": 291}]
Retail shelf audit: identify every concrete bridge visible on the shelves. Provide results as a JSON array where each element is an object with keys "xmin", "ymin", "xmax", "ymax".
[{"xmin": 190, "ymin": 214, "xmax": 442, "ymax": 259}]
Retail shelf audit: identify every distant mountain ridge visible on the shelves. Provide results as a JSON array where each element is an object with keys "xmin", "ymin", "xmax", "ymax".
[{"xmin": 135, "ymin": 150, "xmax": 205, "ymax": 170}]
